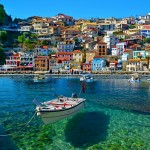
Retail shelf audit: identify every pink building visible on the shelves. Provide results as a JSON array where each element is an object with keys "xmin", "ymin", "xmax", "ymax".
[
  {"xmin": 56, "ymin": 52, "xmax": 73, "ymax": 61},
  {"xmin": 6, "ymin": 53, "xmax": 20, "ymax": 67}
]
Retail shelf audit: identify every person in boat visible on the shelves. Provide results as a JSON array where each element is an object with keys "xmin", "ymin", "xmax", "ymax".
[{"xmin": 72, "ymin": 93, "xmax": 77, "ymax": 98}]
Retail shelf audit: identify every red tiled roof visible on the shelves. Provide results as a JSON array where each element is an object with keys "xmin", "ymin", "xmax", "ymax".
[
  {"xmin": 93, "ymin": 55, "xmax": 103, "ymax": 58},
  {"xmin": 42, "ymin": 46, "xmax": 49, "ymax": 49},
  {"xmin": 86, "ymin": 51, "xmax": 96, "ymax": 53},
  {"xmin": 62, "ymin": 59, "xmax": 70, "ymax": 61},
  {"xmin": 128, "ymin": 59, "xmax": 141, "ymax": 62},
  {"xmin": 73, "ymin": 50, "xmax": 83, "ymax": 54},
  {"xmin": 97, "ymin": 41, "xmax": 106, "ymax": 44},
  {"xmin": 145, "ymin": 45, "xmax": 150, "ymax": 50},
  {"xmin": 110, "ymin": 60, "xmax": 118, "ymax": 63},
  {"xmin": 12, "ymin": 53, "xmax": 20, "ymax": 57},
  {"xmin": 142, "ymin": 25, "xmax": 150, "ymax": 29},
  {"xmin": 124, "ymin": 49, "xmax": 131, "ymax": 52},
  {"xmin": 57, "ymin": 58, "xmax": 70, "ymax": 62},
  {"xmin": 112, "ymin": 46, "xmax": 116, "ymax": 48},
  {"xmin": 57, "ymin": 52, "xmax": 73, "ymax": 55},
  {"xmin": 130, "ymin": 44, "xmax": 141, "ymax": 48}
]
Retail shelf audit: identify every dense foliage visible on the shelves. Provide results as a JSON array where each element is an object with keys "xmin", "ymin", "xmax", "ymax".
[
  {"xmin": 0, "ymin": 30, "xmax": 7, "ymax": 43},
  {"xmin": 0, "ymin": 4, "xmax": 5, "ymax": 26},
  {"xmin": 0, "ymin": 46, "xmax": 6, "ymax": 65},
  {"xmin": 18, "ymin": 32, "xmax": 38, "ymax": 51}
]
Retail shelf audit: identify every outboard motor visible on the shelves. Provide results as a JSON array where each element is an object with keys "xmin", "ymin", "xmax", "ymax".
[{"xmin": 72, "ymin": 93, "xmax": 77, "ymax": 98}]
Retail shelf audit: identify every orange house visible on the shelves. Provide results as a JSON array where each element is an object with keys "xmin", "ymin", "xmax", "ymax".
[
  {"xmin": 82, "ymin": 61, "xmax": 92, "ymax": 72},
  {"xmin": 34, "ymin": 56, "xmax": 49, "ymax": 71},
  {"xmin": 94, "ymin": 41, "xmax": 107, "ymax": 56}
]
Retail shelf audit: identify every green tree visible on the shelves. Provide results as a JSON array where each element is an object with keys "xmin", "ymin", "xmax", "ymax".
[
  {"xmin": 0, "ymin": 4, "xmax": 6, "ymax": 25},
  {"xmin": 113, "ymin": 31, "xmax": 123, "ymax": 35},
  {"xmin": 18, "ymin": 35, "xmax": 25, "ymax": 43},
  {"xmin": 129, "ymin": 24, "xmax": 136, "ymax": 29},
  {"xmin": 0, "ymin": 30, "xmax": 7, "ymax": 43},
  {"xmin": 41, "ymin": 40, "xmax": 49, "ymax": 46},
  {"xmin": 74, "ymin": 37, "xmax": 79, "ymax": 45},
  {"xmin": 0, "ymin": 46, "xmax": 6, "ymax": 65},
  {"xmin": 143, "ymin": 37, "xmax": 150, "ymax": 43},
  {"xmin": 0, "ymin": 4, "xmax": 13, "ymax": 26},
  {"xmin": 13, "ymin": 18, "xmax": 22, "ymax": 24},
  {"xmin": 18, "ymin": 32, "xmax": 38, "ymax": 51}
]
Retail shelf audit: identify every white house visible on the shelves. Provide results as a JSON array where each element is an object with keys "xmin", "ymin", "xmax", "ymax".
[
  {"xmin": 34, "ymin": 46, "xmax": 51, "ymax": 56},
  {"xmin": 103, "ymin": 35, "xmax": 119, "ymax": 49},
  {"xmin": 111, "ymin": 46, "xmax": 117, "ymax": 56},
  {"xmin": 20, "ymin": 53, "xmax": 34, "ymax": 66},
  {"xmin": 18, "ymin": 26, "xmax": 33, "ymax": 32},
  {"xmin": 116, "ymin": 42, "xmax": 127, "ymax": 56},
  {"xmin": 57, "ymin": 40, "xmax": 75, "ymax": 52}
]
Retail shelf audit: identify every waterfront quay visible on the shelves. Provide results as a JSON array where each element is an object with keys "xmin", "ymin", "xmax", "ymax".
[{"xmin": 1, "ymin": 71, "xmax": 150, "ymax": 80}]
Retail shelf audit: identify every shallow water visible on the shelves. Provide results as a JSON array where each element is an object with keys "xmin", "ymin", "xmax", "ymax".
[{"xmin": 0, "ymin": 76, "xmax": 150, "ymax": 150}]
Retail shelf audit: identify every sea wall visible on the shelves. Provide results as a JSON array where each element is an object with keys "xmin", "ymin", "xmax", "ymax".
[{"xmin": 0, "ymin": 73, "xmax": 150, "ymax": 80}]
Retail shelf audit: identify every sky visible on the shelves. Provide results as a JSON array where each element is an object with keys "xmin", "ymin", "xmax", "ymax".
[{"xmin": 1, "ymin": 0, "xmax": 150, "ymax": 20}]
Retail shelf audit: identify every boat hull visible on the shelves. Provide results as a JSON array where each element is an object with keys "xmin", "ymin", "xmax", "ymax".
[
  {"xmin": 33, "ymin": 78, "xmax": 48, "ymax": 83},
  {"xmin": 36, "ymin": 101, "xmax": 85, "ymax": 124},
  {"xmin": 128, "ymin": 78, "xmax": 141, "ymax": 83},
  {"xmin": 80, "ymin": 77, "xmax": 94, "ymax": 82}
]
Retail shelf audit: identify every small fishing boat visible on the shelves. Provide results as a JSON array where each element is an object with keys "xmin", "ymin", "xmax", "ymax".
[
  {"xmin": 128, "ymin": 74, "xmax": 141, "ymax": 83},
  {"xmin": 33, "ymin": 74, "xmax": 48, "ymax": 83},
  {"xmin": 80, "ymin": 74, "xmax": 94, "ymax": 82},
  {"xmin": 33, "ymin": 93, "xmax": 86, "ymax": 124},
  {"xmin": 33, "ymin": 71, "xmax": 49, "ymax": 83},
  {"xmin": 147, "ymin": 79, "xmax": 150, "ymax": 82}
]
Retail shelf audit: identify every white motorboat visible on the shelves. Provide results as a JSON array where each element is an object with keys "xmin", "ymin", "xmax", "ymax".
[
  {"xmin": 147, "ymin": 79, "xmax": 150, "ymax": 82},
  {"xmin": 128, "ymin": 74, "xmax": 141, "ymax": 83},
  {"xmin": 33, "ymin": 74, "xmax": 49, "ymax": 83},
  {"xmin": 80, "ymin": 74, "xmax": 94, "ymax": 82},
  {"xmin": 33, "ymin": 94, "xmax": 86, "ymax": 124}
]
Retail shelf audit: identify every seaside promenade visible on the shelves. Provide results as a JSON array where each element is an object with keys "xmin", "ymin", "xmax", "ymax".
[{"xmin": 1, "ymin": 71, "xmax": 150, "ymax": 80}]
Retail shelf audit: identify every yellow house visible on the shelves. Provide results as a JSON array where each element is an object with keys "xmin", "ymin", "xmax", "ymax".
[
  {"xmin": 73, "ymin": 50, "xmax": 83, "ymax": 62},
  {"xmin": 81, "ymin": 22, "xmax": 98, "ymax": 31},
  {"xmin": 61, "ymin": 27, "xmax": 80, "ymax": 39},
  {"xmin": 86, "ymin": 51, "xmax": 96, "ymax": 62},
  {"xmin": 71, "ymin": 50, "xmax": 84, "ymax": 70},
  {"xmin": 126, "ymin": 59, "xmax": 141, "ymax": 71},
  {"xmin": 74, "ymin": 19, "xmax": 89, "ymax": 30},
  {"xmin": 55, "ymin": 21, "xmax": 65, "ymax": 27},
  {"xmin": 123, "ymin": 28, "xmax": 140, "ymax": 35}
]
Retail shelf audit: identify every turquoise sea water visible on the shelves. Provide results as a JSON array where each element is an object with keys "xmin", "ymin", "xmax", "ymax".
[{"xmin": 0, "ymin": 76, "xmax": 150, "ymax": 150}]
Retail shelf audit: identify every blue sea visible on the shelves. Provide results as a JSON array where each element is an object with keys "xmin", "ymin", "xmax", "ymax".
[{"xmin": 0, "ymin": 75, "xmax": 150, "ymax": 150}]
